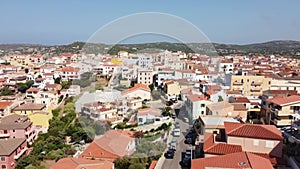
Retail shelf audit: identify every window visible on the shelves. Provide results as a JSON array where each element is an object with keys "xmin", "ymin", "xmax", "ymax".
[
  {"xmin": 201, "ymin": 104, "xmax": 205, "ymax": 108},
  {"xmin": 253, "ymin": 140, "xmax": 259, "ymax": 146},
  {"xmin": 1, "ymin": 165, "xmax": 6, "ymax": 169},
  {"xmin": 0, "ymin": 157, "xmax": 5, "ymax": 161},
  {"xmin": 265, "ymin": 141, "xmax": 274, "ymax": 148},
  {"xmin": 13, "ymin": 130, "xmax": 15, "ymax": 132}
]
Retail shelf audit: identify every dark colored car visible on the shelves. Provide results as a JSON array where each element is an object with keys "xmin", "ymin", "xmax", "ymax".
[
  {"xmin": 180, "ymin": 157, "xmax": 191, "ymax": 167},
  {"xmin": 165, "ymin": 149, "xmax": 175, "ymax": 159},
  {"xmin": 184, "ymin": 137, "xmax": 193, "ymax": 144}
]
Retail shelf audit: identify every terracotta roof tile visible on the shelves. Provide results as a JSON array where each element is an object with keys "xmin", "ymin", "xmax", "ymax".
[
  {"xmin": 191, "ymin": 152, "xmax": 273, "ymax": 169},
  {"xmin": 0, "ymin": 101, "xmax": 13, "ymax": 110},
  {"xmin": 224, "ymin": 122, "xmax": 283, "ymax": 140},
  {"xmin": 52, "ymin": 158, "xmax": 114, "ymax": 169},
  {"xmin": 267, "ymin": 95, "xmax": 300, "ymax": 106},
  {"xmin": 121, "ymin": 83, "xmax": 150, "ymax": 95}
]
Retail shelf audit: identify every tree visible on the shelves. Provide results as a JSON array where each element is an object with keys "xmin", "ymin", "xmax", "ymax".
[
  {"xmin": 93, "ymin": 122, "xmax": 106, "ymax": 135},
  {"xmin": 114, "ymin": 157, "xmax": 130, "ymax": 169},
  {"xmin": 54, "ymin": 77, "xmax": 61, "ymax": 84},
  {"xmin": 148, "ymin": 83, "xmax": 154, "ymax": 91},
  {"xmin": 0, "ymin": 87, "xmax": 13, "ymax": 96},
  {"xmin": 218, "ymin": 95, "xmax": 223, "ymax": 102},
  {"xmin": 129, "ymin": 163, "xmax": 145, "ymax": 169},
  {"xmin": 61, "ymin": 81, "xmax": 70, "ymax": 89}
]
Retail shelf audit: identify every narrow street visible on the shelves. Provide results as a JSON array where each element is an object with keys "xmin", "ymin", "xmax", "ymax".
[{"xmin": 161, "ymin": 103, "xmax": 192, "ymax": 169}]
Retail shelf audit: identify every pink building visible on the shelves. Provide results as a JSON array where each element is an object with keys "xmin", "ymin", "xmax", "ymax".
[
  {"xmin": 0, "ymin": 114, "xmax": 37, "ymax": 145},
  {"xmin": 0, "ymin": 138, "xmax": 28, "ymax": 169}
]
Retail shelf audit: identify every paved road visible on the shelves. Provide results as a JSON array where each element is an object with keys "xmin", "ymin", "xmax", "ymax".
[{"xmin": 161, "ymin": 109, "xmax": 192, "ymax": 169}]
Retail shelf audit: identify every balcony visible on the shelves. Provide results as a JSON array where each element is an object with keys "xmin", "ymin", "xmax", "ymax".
[
  {"xmin": 251, "ymin": 82, "xmax": 262, "ymax": 86},
  {"xmin": 14, "ymin": 147, "xmax": 28, "ymax": 160},
  {"xmin": 233, "ymin": 82, "xmax": 243, "ymax": 85},
  {"xmin": 0, "ymin": 133, "xmax": 10, "ymax": 138},
  {"xmin": 250, "ymin": 87, "xmax": 261, "ymax": 92}
]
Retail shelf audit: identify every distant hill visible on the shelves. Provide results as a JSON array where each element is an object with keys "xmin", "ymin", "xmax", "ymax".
[{"xmin": 1, "ymin": 40, "xmax": 300, "ymax": 57}]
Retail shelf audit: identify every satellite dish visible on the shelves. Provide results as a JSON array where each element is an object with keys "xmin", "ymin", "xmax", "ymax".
[{"xmin": 227, "ymin": 112, "xmax": 232, "ymax": 116}]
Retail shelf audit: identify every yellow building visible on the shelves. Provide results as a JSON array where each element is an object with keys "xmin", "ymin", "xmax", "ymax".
[
  {"xmin": 266, "ymin": 95, "xmax": 300, "ymax": 126},
  {"xmin": 163, "ymin": 80, "xmax": 180, "ymax": 100},
  {"xmin": 13, "ymin": 103, "xmax": 51, "ymax": 130},
  {"xmin": 230, "ymin": 75, "xmax": 272, "ymax": 97}
]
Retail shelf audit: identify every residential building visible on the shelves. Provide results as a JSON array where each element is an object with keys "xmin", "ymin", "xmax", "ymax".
[
  {"xmin": 162, "ymin": 80, "xmax": 180, "ymax": 100},
  {"xmin": 81, "ymin": 102, "xmax": 119, "ymax": 122},
  {"xmin": 137, "ymin": 69, "xmax": 153, "ymax": 85},
  {"xmin": 121, "ymin": 83, "xmax": 151, "ymax": 101},
  {"xmin": 0, "ymin": 101, "xmax": 14, "ymax": 118},
  {"xmin": 224, "ymin": 122, "xmax": 283, "ymax": 157},
  {"xmin": 230, "ymin": 75, "xmax": 272, "ymax": 98},
  {"xmin": 191, "ymin": 152, "xmax": 273, "ymax": 169},
  {"xmin": 13, "ymin": 103, "xmax": 46, "ymax": 116},
  {"xmin": 61, "ymin": 67, "xmax": 80, "ymax": 81},
  {"xmin": 0, "ymin": 114, "xmax": 37, "ymax": 144},
  {"xmin": 81, "ymin": 130, "xmax": 135, "ymax": 160},
  {"xmin": 52, "ymin": 158, "xmax": 114, "ymax": 169},
  {"xmin": 186, "ymin": 94, "xmax": 212, "ymax": 121},
  {"xmin": 0, "ymin": 138, "xmax": 28, "ymax": 169},
  {"xmin": 264, "ymin": 95, "xmax": 300, "ymax": 126},
  {"xmin": 197, "ymin": 116, "xmax": 240, "ymax": 134},
  {"xmin": 137, "ymin": 108, "xmax": 162, "ymax": 125}
]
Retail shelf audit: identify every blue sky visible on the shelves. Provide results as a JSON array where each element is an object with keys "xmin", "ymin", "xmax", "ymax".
[{"xmin": 1, "ymin": 0, "xmax": 300, "ymax": 45}]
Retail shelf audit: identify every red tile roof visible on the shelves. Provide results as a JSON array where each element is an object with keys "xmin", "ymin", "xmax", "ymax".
[
  {"xmin": 224, "ymin": 122, "xmax": 283, "ymax": 140},
  {"xmin": 191, "ymin": 152, "xmax": 273, "ymax": 169},
  {"xmin": 267, "ymin": 95, "xmax": 300, "ymax": 106},
  {"xmin": 203, "ymin": 133, "xmax": 242, "ymax": 155},
  {"xmin": 234, "ymin": 97, "xmax": 251, "ymax": 103},
  {"xmin": 62, "ymin": 67, "xmax": 80, "ymax": 72},
  {"xmin": 187, "ymin": 94, "xmax": 210, "ymax": 102},
  {"xmin": 121, "ymin": 83, "xmax": 151, "ymax": 95},
  {"xmin": 52, "ymin": 158, "xmax": 114, "ymax": 169},
  {"xmin": 0, "ymin": 101, "xmax": 13, "ymax": 110},
  {"xmin": 81, "ymin": 130, "xmax": 135, "ymax": 160}
]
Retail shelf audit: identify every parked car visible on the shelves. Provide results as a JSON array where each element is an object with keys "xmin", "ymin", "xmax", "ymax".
[
  {"xmin": 170, "ymin": 140, "xmax": 177, "ymax": 150},
  {"xmin": 184, "ymin": 137, "xmax": 193, "ymax": 144},
  {"xmin": 165, "ymin": 149, "xmax": 175, "ymax": 159},
  {"xmin": 174, "ymin": 122, "xmax": 180, "ymax": 128},
  {"xmin": 173, "ymin": 128, "xmax": 181, "ymax": 137},
  {"xmin": 180, "ymin": 157, "xmax": 191, "ymax": 167}
]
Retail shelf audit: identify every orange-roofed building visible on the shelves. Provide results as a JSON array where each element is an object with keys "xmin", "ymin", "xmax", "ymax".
[
  {"xmin": 191, "ymin": 152, "xmax": 273, "ymax": 169},
  {"xmin": 52, "ymin": 158, "xmax": 114, "ymax": 169},
  {"xmin": 203, "ymin": 132, "xmax": 242, "ymax": 157},
  {"xmin": 122, "ymin": 83, "xmax": 151, "ymax": 100},
  {"xmin": 224, "ymin": 122, "xmax": 283, "ymax": 158},
  {"xmin": 265, "ymin": 95, "xmax": 300, "ymax": 126},
  {"xmin": 61, "ymin": 67, "xmax": 80, "ymax": 81},
  {"xmin": 80, "ymin": 130, "xmax": 135, "ymax": 161},
  {"xmin": 0, "ymin": 101, "xmax": 14, "ymax": 117}
]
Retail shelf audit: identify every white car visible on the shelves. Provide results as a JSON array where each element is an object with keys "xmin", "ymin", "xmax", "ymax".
[{"xmin": 173, "ymin": 128, "xmax": 181, "ymax": 137}]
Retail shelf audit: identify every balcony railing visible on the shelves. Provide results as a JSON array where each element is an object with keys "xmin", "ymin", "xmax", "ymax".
[
  {"xmin": 14, "ymin": 147, "xmax": 28, "ymax": 159},
  {"xmin": 0, "ymin": 133, "xmax": 10, "ymax": 138},
  {"xmin": 233, "ymin": 82, "xmax": 243, "ymax": 85}
]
